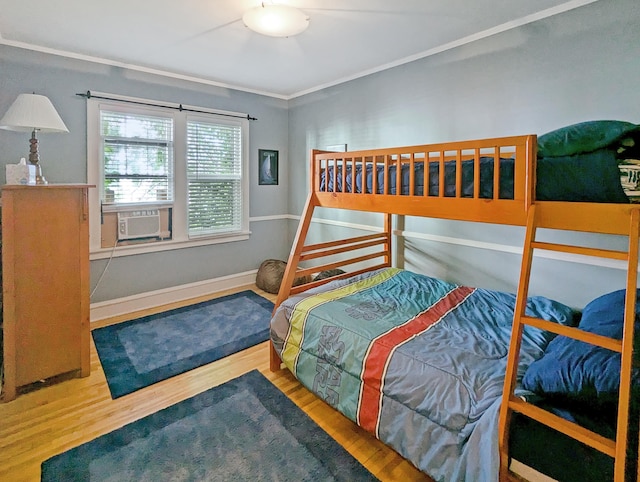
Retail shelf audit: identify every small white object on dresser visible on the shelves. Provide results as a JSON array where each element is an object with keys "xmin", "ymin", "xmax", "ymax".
[{"xmin": 5, "ymin": 158, "xmax": 36, "ymax": 185}]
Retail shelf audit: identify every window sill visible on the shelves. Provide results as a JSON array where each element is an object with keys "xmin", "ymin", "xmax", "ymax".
[{"xmin": 90, "ymin": 231, "xmax": 251, "ymax": 260}]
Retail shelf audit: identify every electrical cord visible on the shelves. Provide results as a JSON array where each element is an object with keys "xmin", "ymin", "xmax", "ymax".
[{"xmin": 90, "ymin": 236, "xmax": 119, "ymax": 300}]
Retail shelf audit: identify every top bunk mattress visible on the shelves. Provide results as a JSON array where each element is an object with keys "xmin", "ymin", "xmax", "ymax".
[{"xmin": 319, "ymin": 149, "xmax": 629, "ymax": 203}]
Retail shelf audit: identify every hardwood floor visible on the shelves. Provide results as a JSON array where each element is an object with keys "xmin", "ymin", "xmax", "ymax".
[{"xmin": 0, "ymin": 284, "xmax": 431, "ymax": 482}]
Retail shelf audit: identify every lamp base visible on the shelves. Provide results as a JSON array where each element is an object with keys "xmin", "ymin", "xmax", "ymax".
[
  {"xmin": 34, "ymin": 164, "xmax": 48, "ymax": 185},
  {"xmin": 28, "ymin": 129, "xmax": 48, "ymax": 184}
]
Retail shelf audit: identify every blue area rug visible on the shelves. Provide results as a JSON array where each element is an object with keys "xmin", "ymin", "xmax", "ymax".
[
  {"xmin": 41, "ymin": 370, "xmax": 376, "ymax": 481},
  {"xmin": 92, "ymin": 290, "xmax": 274, "ymax": 399}
]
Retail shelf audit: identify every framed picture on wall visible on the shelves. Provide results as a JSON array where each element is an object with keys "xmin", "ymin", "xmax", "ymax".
[{"xmin": 258, "ymin": 149, "xmax": 278, "ymax": 185}]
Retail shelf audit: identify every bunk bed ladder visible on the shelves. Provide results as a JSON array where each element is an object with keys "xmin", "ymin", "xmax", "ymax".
[{"xmin": 498, "ymin": 204, "xmax": 640, "ymax": 482}]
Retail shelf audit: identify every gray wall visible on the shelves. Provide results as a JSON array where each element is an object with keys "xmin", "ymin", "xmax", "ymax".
[
  {"xmin": 288, "ymin": 0, "xmax": 640, "ymax": 308},
  {"xmin": 0, "ymin": 46, "xmax": 291, "ymax": 303}
]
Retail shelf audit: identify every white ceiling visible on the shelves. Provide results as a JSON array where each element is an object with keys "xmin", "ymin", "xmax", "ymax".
[{"xmin": 0, "ymin": 0, "xmax": 598, "ymax": 99}]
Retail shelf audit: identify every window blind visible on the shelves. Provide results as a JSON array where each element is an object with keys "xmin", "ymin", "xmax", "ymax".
[
  {"xmin": 187, "ymin": 119, "xmax": 243, "ymax": 237},
  {"xmin": 101, "ymin": 110, "xmax": 174, "ymax": 203}
]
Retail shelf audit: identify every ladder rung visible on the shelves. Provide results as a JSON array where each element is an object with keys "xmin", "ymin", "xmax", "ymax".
[
  {"xmin": 520, "ymin": 316, "xmax": 623, "ymax": 352},
  {"xmin": 531, "ymin": 241, "xmax": 628, "ymax": 261},
  {"xmin": 508, "ymin": 397, "xmax": 616, "ymax": 457}
]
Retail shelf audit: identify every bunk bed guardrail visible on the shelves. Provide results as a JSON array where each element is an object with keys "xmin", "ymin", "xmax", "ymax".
[{"xmin": 272, "ymin": 134, "xmax": 536, "ymax": 336}]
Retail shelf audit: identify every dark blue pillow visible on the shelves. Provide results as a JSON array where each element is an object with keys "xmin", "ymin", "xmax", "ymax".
[
  {"xmin": 522, "ymin": 289, "xmax": 640, "ymax": 398},
  {"xmin": 536, "ymin": 149, "xmax": 629, "ymax": 203}
]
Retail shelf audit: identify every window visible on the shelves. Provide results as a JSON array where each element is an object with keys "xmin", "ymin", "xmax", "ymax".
[
  {"xmin": 87, "ymin": 95, "xmax": 250, "ymax": 254},
  {"xmin": 101, "ymin": 110, "xmax": 174, "ymax": 204},
  {"xmin": 187, "ymin": 118, "xmax": 243, "ymax": 237}
]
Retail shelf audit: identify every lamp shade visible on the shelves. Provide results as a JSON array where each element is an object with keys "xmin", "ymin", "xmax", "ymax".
[
  {"xmin": 0, "ymin": 93, "xmax": 69, "ymax": 133},
  {"xmin": 243, "ymin": 4, "xmax": 309, "ymax": 37}
]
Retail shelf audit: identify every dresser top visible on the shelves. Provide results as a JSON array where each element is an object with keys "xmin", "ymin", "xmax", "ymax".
[{"xmin": 1, "ymin": 184, "xmax": 94, "ymax": 190}]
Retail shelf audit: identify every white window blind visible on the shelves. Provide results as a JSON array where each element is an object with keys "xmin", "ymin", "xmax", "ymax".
[
  {"xmin": 101, "ymin": 110, "xmax": 174, "ymax": 204},
  {"xmin": 187, "ymin": 119, "xmax": 243, "ymax": 237}
]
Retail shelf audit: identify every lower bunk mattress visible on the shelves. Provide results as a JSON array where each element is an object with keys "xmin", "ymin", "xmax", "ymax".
[{"xmin": 270, "ymin": 268, "xmax": 575, "ymax": 481}]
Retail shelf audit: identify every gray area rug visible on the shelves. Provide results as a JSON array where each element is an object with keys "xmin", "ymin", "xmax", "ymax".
[
  {"xmin": 41, "ymin": 370, "xmax": 377, "ymax": 481},
  {"xmin": 92, "ymin": 290, "xmax": 274, "ymax": 398}
]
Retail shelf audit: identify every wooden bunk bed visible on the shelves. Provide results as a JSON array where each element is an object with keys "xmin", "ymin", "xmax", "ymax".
[{"xmin": 269, "ymin": 126, "xmax": 640, "ymax": 481}]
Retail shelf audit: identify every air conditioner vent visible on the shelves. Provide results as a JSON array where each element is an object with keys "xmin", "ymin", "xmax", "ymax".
[{"xmin": 117, "ymin": 209, "xmax": 161, "ymax": 240}]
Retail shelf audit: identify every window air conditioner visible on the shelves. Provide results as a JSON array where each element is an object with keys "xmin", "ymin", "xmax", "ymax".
[{"xmin": 117, "ymin": 209, "xmax": 161, "ymax": 240}]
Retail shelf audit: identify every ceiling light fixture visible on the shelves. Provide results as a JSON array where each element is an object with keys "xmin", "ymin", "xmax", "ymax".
[{"xmin": 242, "ymin": 3, "xmax": 309, "ymax": 38}]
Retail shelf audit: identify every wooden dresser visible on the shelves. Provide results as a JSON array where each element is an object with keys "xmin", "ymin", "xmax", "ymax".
[{"xmin": 1, "ymin": 184, "xmax": 92, "ymax": 401}]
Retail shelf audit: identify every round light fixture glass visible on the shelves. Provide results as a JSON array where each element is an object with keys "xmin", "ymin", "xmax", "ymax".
[{"xmin": 243, "ymin": 4, "xmax": 309, "ymax": 37}]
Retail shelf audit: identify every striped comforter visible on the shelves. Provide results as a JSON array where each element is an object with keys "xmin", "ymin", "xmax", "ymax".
[{"xmin": 270, "ymin": 268, "xmax": 574, "ymax": 482}]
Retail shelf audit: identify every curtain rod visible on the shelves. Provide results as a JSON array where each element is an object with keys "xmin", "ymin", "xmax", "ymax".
[{"xmin": 76, "ymin": 91, "xmax": 257, "ymax": 121}]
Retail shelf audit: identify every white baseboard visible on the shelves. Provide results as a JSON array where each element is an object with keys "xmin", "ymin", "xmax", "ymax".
[{"xmin": 90, "ymin": 270, "xmax": 258, "ymax": 322}]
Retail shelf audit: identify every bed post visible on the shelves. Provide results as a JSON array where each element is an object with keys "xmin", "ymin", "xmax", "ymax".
[
  {"xmin": 269, "ymin": 340, "xmax": 283, "ymax": 372},
  {"xmin": 269, "ymin": 193, "xmax": 318, "ymax": 371},
  {"xmin": 384, "ymin": 212, "xmax": 393, "ymax": 268},
  {"xmin": 498, "ymin": 205, "xmax": 538, "ymax": 481}
]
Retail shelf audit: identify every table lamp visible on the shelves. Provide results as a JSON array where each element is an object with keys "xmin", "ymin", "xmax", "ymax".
[{"xmin": 0, "ymin": 93, "xmax": 69, "ymax": 185}]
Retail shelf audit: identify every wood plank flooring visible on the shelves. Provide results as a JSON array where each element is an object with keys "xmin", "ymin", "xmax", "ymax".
[{"xmin": 0, "ymin": 284, "xmax": 431, "ymax": 482}]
